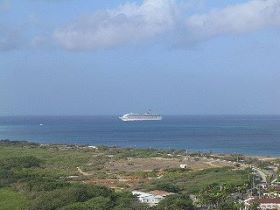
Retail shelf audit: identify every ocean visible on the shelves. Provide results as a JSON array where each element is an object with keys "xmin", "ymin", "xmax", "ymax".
[{"xmin": 0, "ymin": 115, "xmax": 280, "ymax": 156}]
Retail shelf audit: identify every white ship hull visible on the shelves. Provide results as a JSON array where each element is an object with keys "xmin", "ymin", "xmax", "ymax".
[
  {"xmin": 119, "ymin": 116, "xmax": 162, "ymax": 122},
  {"xmin": 119, "ymin": 112, "xmax": 162, "ymax": 122}
]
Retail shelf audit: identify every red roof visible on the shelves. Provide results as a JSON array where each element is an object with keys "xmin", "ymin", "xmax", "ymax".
[{"xmin": 250, "ymin": 198, "xmax": 280, "ymax": 204}]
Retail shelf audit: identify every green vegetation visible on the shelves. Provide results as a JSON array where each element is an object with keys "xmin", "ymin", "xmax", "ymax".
[
  {"xmin": 0, "ymin": 152, "xmax": 146, "ymax": 209},
  {"xmin": 0, "ymin": 140, "xmax": 254, "ymax": 210},
  {"xmin": 105, "ymin": 147, "xmax": 167, "ymax": 159},
  {"xmin": 198, "ymin": 183, "xmax": 245, "ymax": 210},
  {"xmin": 29, "ymin": 184, "xmax": 144, "ymax": 210},
  {"xmin": 0, "ymin": 141, "xmax": 93, "ymax": 176},
  {"xmin": 147, "ymin": 167, "xmax": 251, "ymax": 194},
  {"xmin": 155, "ymin": 194, "xmax": 194, "ymax": 210},
  {"xmin": 0, "ymin": 187, "xmax": 29, "ymax": 210}
]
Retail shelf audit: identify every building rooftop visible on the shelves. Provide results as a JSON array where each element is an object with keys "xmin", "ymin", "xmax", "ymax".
[
  {"xmin": 149, "ymin": 190, "xmax": 174, "ymax": 197},
  {"xmin": 247, "ymin": 197, "xmax": 280, "ymax": 204}
]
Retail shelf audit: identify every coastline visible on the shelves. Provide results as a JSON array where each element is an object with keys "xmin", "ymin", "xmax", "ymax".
[{"xmin": 1, "ymin": 139, "xmax": 279, "ymax": 160}]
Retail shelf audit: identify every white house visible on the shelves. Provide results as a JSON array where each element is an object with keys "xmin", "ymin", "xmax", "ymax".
[
  {"xmin": 132, "ymin": 190, "xmax": 173, "ymax": 206},
  {"xmin": 87, "ymin": 145, "xmax": 98, "ymax": 149},
  {"xmin": 180, "ymin": 164, "xmax": 188, "ymax": 169}
]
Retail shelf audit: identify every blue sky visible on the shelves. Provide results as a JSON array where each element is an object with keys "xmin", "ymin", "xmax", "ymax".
[{"xmin": 1, "ymin": 0, "xmax": 280, "ymax": 115}]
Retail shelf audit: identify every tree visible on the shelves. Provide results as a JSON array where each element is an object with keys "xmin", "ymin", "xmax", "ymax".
[
  {"xmin": 112, "ymin": 191, "xmax": 147, "ymax": 210},
  {"xmin": 218, "ymin": 199, "xmax": 243, "ymax": 210},
  {"xmin": 155, "ymin": 182, "xmax": 180, "ymax": 193},
  {"xmin": 156, "ymin": 194, "xmax": 194, "ymax": 210},
  {"xmin": 198, "ymin": 183, "xmax": 241, "ymax": 209},
  {"xmin": 60, "ymin": 197, "xmax": 112, "ymax": 210},
  {"xmin": 248, "ymin": 202, "xmax": 260, "ymax": 210},
  {"xmin": 198, "ymin": 184, "xmax": 225, "ymax": 208},
  {"xmin": 30, "ymin": 185, "xmax": 114, "ymax": 210}
]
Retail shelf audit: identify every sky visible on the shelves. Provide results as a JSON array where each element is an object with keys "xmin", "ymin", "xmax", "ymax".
[{"xmin": 1, "ymin": 0, "xmax": 280, "ymax": 115}]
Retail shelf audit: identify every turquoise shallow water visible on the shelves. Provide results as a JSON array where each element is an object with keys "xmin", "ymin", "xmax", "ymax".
[{"xmin": 0, "ymin": 115, "xmax": 280, "ymax": 156}]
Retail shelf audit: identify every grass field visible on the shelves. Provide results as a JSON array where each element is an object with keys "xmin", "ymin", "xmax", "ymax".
[
  {"xmin": 0, "ymin": 144, "xmax": 94, "ymax": 176},
  {"xmin": 0, "ymin": 188, "xmax": 29, "ymax": 210}
]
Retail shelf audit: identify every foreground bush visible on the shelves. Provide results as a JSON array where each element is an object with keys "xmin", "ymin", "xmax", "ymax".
[{"xmin": 156, "ymin": 194, "xmax": 194, "ymax": 210}]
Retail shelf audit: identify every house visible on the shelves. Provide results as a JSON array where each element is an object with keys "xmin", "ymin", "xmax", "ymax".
[
  {"xmin": 263, "ymin": 192, "xmax": 280, "ymax": 198},
  {"xmin": 87, "ymin": 145, "xmax": 98, "ymax": 149},
  {"xmin": 132, "ymin": 190, "xmax": 173, "ymax": 206},
  {"xmin": 132, "ymin": 191, "xmax": 161, "ymax": 206},
  {"xmin": 245, "ymin": 197, "xmax": 280, "ymax": 210},
  {"xmin": 180, "ymin": 164, "xmax": 188, "ymax": 169}
]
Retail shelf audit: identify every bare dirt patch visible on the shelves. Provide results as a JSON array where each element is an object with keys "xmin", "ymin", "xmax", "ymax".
[{"xmin": 103, "ymin": 156, "xmax": 235, "ymax": 173}]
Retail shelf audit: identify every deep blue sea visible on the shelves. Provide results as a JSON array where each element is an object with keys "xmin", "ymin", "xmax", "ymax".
[{"xmin": 0, "ymin": 116, "xmax": 280, "ymax": 156}]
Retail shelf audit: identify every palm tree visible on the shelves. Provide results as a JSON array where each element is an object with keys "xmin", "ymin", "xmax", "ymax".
[{"xmin": 248, "ymin": 202, "xmax": 260, "ymax": 210}]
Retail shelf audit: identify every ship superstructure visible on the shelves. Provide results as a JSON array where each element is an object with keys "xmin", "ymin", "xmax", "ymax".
[{"xmin": 119, "ymin": 111, "xmax": 162, "ymax": 121}]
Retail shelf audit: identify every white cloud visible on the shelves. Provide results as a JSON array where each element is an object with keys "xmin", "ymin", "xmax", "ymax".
[
  {"xmin": 186, "ymin": 0, "xmax": 280, "ymax": 40},
  {"xmin": 54, "ymin": 0, "xmax": 179, "ymax": 50},
  {"xmin": 53, "ymin": 0, "xmax": 280, "ymax": 51}
]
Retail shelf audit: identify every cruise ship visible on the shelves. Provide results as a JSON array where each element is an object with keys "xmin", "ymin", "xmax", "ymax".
[{"xmin": 119, "ymin": 111, "xmax": 162, "ymax": 121}]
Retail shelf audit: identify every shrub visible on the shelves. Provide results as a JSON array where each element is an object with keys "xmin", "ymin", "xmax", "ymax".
[
  {"xmin": 156, "ymin": 194, "xmax": 194, "ymax": 210},
  {"xmin": 0, "ymin": 156, "xmax": 42, "ymax": 170},
  {"xmin": 59, "ymin": 196, "xmax": 112, "ymax": 210},
  {"xmin": 30, "ymin": 185, "xmax": 114, "ymax": 210},
  {"xmin": 155, "ymin": 182, "xmax": 180, "ymax": 193}
]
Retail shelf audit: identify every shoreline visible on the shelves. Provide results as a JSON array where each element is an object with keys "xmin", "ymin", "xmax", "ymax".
[{"xmin": 1, "ymin": 139, "xmax": 279, "ymax": 160}]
